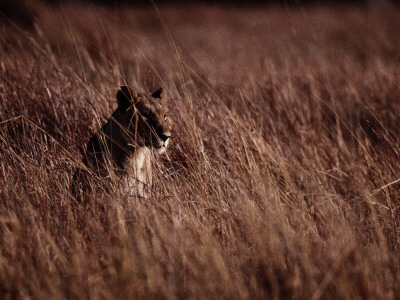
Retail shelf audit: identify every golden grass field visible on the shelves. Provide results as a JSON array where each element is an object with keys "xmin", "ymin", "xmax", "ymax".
[{"xmin": 1, "ymin": 2, "xmax": 400, "ymax": 299}]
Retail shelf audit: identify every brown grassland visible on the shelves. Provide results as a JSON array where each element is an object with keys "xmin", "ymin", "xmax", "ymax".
[{"xmin": 1, "ymin": 2, "xmax": 400, "ymax": 299}]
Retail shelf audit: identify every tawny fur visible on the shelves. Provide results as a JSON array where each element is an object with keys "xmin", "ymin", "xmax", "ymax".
[{"xmin": 73, "ymin": 85, "xmax": 171, "ymax": 199}]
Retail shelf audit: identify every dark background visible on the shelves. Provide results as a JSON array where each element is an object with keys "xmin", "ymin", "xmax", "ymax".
[
  {"xmin": 21, "ymin": 0, "xmax": 398, "ymax": 5},
  {"xmin": 0, "ymin": 0, "xmax": 398, "ymax": 29},
  {"xmin": 1, "ymin": 0, "xmax": 397, "ymax": 7}
]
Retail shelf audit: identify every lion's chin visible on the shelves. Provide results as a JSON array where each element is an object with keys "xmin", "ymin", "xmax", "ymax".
[
  {"xmin": 152, "ymin": 146, "xmax": 166, "ymax": 155},
  {"xmin": 151, "ymin": 139, "xmax": 169, "ymax": 155}
]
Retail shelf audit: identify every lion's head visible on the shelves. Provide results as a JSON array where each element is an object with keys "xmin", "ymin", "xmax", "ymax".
[{"xmin": 113, "ymin": 85, "xmax": 171, "ymax": 155}]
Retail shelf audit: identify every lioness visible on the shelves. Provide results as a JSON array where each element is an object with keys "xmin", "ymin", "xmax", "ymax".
[{"xmin": 73, "ymin": 85, "xmax": 171, "ymax": 198}]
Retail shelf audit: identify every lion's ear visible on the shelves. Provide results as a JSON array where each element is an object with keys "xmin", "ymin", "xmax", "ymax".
[
  {"xmin": 151, "ymin": 88, "xmax": 164, "ymax": 100},
  {"xmin": 116, "ymin": 86, "xmax": 137, "ymax": 109}
]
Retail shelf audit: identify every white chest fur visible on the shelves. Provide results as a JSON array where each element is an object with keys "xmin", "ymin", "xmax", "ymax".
[{"xmin": 123, "ymin": 146, "xmax": 152, "ymax": 198}]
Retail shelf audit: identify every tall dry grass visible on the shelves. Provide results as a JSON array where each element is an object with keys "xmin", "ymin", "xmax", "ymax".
[{"xmin": 0, "ymin": 2, "xmax": 400, "ymax": 299}]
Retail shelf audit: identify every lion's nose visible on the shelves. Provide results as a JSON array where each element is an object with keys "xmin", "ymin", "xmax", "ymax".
[{"xmin": 159, "ymin": 133, "xmax": 171, "ymax": 142}]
